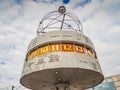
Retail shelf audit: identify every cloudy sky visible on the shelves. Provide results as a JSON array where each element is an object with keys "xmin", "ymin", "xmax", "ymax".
[{"xmin": 0, "ymin": 0, "xmax": 120, "ymax": 89}]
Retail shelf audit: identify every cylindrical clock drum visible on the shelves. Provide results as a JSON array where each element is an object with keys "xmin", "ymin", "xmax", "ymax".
[{"xmin": 20, "ymin": 6, "xmax": 104, "ymax": 90}]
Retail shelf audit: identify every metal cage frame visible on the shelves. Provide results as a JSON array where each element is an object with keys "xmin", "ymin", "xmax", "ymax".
[{"xmin": 37, "ymin": 6, "xmax": 83, "ymax": 34}]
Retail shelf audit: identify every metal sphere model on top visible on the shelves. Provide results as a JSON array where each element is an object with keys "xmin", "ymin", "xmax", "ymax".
[{"xmin": 20, "ymin": 6, "xmax": 104, "ymax": 90}]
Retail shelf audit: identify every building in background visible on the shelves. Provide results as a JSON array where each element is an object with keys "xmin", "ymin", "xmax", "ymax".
[{"xmin": 87, "ymin": 74, "xmax": 120, "ymax": 90}]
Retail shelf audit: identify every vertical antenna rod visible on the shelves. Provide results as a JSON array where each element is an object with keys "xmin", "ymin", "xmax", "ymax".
[
  {"xmin": 58, "ymin": 6, "xmax": 66, "ymax": 30},
  {"xmin": 60, "ymin": 14, "xmax": 65, "ymax": 30}
]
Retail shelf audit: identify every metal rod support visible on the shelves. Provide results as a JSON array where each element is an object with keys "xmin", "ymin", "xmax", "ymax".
[{"xmin": 60, "ymin": 14, "xmax": 66, "ymax": 30}]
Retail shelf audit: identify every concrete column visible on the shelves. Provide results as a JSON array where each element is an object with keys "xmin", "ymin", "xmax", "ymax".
[{"xmin": 55, "ymin": 83, "xmax": 70, "ymax": 90}]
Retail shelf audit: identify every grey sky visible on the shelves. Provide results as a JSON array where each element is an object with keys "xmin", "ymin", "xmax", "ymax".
[{"xmin": 0, "ymin": 0, "xmax": 120, "ymax": 89}]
